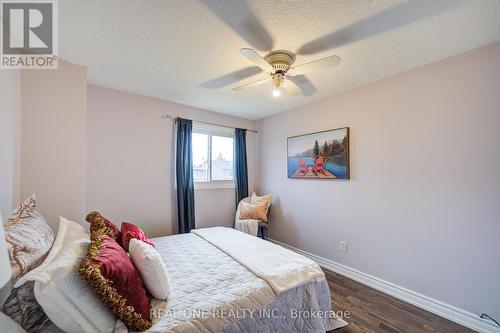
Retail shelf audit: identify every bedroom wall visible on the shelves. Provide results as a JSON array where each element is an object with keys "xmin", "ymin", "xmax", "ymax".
[
  {"xmin": 87, "ymin": 85, "xmax": 256, "ymax": 237},
  {"xmin": 20, "ymin": 61, "xmax": 88, "ymax": 231},
  {"xmin": 256, "ymin": 42, "xmax": 500, "ymax": 319},
  {"xmin": 0, "ymin": 71, "xmax": 21, "ymax": 220}
]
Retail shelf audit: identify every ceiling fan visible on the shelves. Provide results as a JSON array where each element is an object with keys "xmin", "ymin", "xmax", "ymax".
[
  {"xmin": 234, "ymin": 48, "xmax": 341, "ymax": 97},
  {"xmin": 200, "ymin": 0, "xmax": 456, "ymax": 98}
]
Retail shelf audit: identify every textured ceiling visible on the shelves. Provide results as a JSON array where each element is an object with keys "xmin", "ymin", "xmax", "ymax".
[{"xmin": 59, "ymin": 0, "xmax": 500, "ymax": 119}]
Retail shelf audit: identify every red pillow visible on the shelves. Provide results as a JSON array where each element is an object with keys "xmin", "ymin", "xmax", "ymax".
[
  {"xmin": 121, "ymin": 222, "xmax": 155, "ymax": 252},
  {"xmin": 79, "ymin": 232, "xmax": 152, "ymax": 331},
  {"xmin": 85, "ymin": 211, "xmax": 122, "ymax": 246}
]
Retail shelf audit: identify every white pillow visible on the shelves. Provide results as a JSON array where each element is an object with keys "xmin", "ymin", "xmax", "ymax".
[
  {"xmin": 128, "ymin": 239, "xmax": 170, "ymax": 299},
  {"xmin": 15, "ymin": 217, "xmax": 116, "ymax": 333},
  {"xmin": 250, "ymin": 192, "xmax": 272, "ymax": 206}
]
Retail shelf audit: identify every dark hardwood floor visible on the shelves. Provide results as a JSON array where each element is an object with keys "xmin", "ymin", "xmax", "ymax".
[{"xmin": 324, "ymin": 269, "xmax": 475, "ymax": 333}]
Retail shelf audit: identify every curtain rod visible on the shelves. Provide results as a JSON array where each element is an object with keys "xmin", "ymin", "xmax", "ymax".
[{"xmin": 161, "ymin": 114, "xmax": 258, "ymax": 133}]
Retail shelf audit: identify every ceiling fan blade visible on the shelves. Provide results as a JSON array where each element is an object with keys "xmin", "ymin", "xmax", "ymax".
[
  {"xmin": 297, "ymin": 0, "xmax": 457, "ymax": 55},
  {"xmin": 284, "ymin": 79, "xmax": 303, "ymax": 96},
  {"xmin": 201, "ymin": 0, "xmax": 274, "ymax": 51},
  {"xmin": 290, "ymin": 55, "xmax": 341, "ymax": 76},
  {"xmin": 232, "ymin": 77, "xmax": 270, "ymax": 91},
  {"xmin": 240, "ymin": 48, "xmax": 274, "ymax": 72},
  {"xmin": 199, "ymin": 66, "xmax": 262, "ymax": 89},
  {"xmin": 288, "ymin": 75, "xmax": 317, "ymax": 96}
]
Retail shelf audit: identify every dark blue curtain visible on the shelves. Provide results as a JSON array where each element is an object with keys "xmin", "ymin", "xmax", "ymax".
[
  {"xmin": 234, "ymin": 128, "xmax": 248, "ymax": 206},
  {"xmin": 176, "ymin": 118, "xmax": 195, "ymax": 233}
]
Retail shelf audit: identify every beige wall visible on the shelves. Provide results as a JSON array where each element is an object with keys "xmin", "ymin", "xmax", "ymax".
[
  {"xmin": 21, "ymin": 62, "xmax": 87, "ymax": 230},
  {"xmin": 0, "ymin": 71, "xmax": 21, "ymax": 219},
  {"xmin": 87, "ymin": 85, "xmax": 256, "ymax": 237},
  {"xmin": 256, "ymin": 42, "xmax": 500, "ymax": 319}
]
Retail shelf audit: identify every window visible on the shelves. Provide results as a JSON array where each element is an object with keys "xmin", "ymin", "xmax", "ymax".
[
  {"xmin": 192, "ymin": 132, "xmax": 209, "ymax": 182},
  {"xmin": 192, "ymin": 127, "xmax": 234, "ymax": 188}
]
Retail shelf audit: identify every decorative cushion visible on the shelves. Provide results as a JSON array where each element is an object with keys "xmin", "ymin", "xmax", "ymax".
[
  {"xmin": 79, "ymin": 229, "xmax": 152, "ymax": 331},
  {"xmin": 2, "ymin": 281, "xmax": 51, "ymax": 332},
  {"xmin": 250, "ymin": 192, "xmax": 272, "ymax": 206},
  {"xmin": 85, "ymin": 211, "xmax": 121, "ymax": 246},
  {"xmin": 15, "ymin": 217, "xmax": 116, "ymax": 333},
  {"xmin": 128, "ymin": 239, "xmax": 170, "ymax": 300},
  {"xmin": 5, "ymin": 194, "xmax": 54, "ymax": 281},
  {"xmin": 121, "ymin": 222, "xmax": 154, "ymax": 252},
  {"xmin": 2, "ymin": 194, "xmax": 55, "ymax": 332},
  {"xmin": 239, "ymin": 201, "xmax": 269, "ymax": 222}
]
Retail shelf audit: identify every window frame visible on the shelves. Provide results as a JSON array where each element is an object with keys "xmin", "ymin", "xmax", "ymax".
[{"xmin": 192, "ymin": 126, "xmax": 235, "ymax": 190}]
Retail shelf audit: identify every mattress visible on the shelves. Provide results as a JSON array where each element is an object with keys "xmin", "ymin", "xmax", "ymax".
[{"xmin": 138, "ymin": 233, "xmax": 347, "ymax": 333}]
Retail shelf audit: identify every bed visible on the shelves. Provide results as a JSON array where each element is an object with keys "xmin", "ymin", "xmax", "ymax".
[
  {"xmin": 2, "ymin": 199, "xmax": 347, "ymax": 333},
  {"xmin": 123, "ymin": 228, "xmax": 348, "ymax": 333}
]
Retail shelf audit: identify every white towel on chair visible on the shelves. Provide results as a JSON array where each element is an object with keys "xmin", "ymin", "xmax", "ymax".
[{"xmin": 235, "ymin": 219, "xmax": 258, "ymax": 236}]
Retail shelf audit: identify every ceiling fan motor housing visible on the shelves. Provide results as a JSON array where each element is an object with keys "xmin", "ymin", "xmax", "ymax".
[{"xmin": 264, "ymin": 50, "xmax": 295, "ymax": 74}]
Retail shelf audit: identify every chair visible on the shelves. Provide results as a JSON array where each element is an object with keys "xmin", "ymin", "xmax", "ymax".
[
  {"xmin": 235, "ymin": 197, "xmax": 271, "ymax": 239},
  {"xmin": 298, "ymin": 159, "xmax": 309, "ymax": 175},
  {"xmin": 315, "ymin": 157, "xmax": 325, "ymax": 175}
]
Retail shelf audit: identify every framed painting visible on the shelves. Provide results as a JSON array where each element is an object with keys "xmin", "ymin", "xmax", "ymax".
[{"xmin": 287, "ymin": 127, "xmax": 349, "ymax": 179}]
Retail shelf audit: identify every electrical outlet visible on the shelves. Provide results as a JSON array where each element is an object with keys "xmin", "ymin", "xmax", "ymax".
[{"xmin": 340, "ymin": 241, "xmax": 348, "ymax": 252}]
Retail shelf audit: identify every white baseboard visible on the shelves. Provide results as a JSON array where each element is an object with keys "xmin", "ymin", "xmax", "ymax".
[{"xmin": 269, "ymin": 238, "xmax": 500, "ymax": 333}]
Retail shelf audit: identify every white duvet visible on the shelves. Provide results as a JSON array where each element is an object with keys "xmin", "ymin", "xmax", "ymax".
[
  {"xmin": 133, "ymin": 229, "xmax": 347, "ymax": 333},
  {"xmin": 191, "ymin": 227, "xmax": 325, "ymax": 295}
]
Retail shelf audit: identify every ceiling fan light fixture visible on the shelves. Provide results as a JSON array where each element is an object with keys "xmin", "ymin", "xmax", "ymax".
[{"xmin": 272, "ymin": 72, "xmax": 284, "ymax": 97}]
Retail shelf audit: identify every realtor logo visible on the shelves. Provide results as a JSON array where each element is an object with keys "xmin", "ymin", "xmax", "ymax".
[{"xmin": 1, "ymin": 0, "xmax": 58, "ymax": 69}]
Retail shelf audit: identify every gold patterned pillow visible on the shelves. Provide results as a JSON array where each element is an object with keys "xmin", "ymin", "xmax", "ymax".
[
  {"xmin": 5, "ymin": 194, "xmax": 54, "ymax": 281},
  {"xmin": 239, "ymin": 201, "xmax": 269, "ymax": 222}
]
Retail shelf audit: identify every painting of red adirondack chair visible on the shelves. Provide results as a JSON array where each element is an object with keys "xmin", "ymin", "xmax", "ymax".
[{"xmin": 287, "ymin": 127, "xmax": 349, "ymax": 179}]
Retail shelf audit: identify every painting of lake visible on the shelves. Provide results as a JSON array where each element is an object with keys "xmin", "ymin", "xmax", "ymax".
[{"xmin": 287, "ymin": 127, "xmax": 349, "ymax": 179}]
